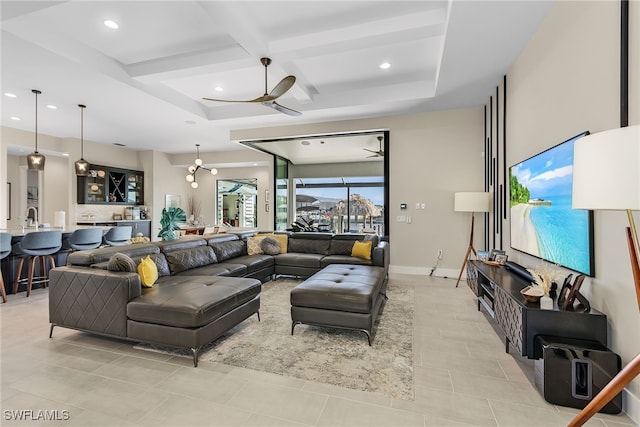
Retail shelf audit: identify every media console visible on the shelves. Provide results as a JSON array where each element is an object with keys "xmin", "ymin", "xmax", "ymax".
[{"xmin": 467, "ymin": 260, "xmax": 608, "ymax": 359}]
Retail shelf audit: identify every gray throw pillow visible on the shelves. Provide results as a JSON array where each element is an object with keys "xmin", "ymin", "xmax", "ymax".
[
  {"xmin": 107, "ymin": 253, "xmax": 137, "ymax": 272},
  {"xmin": 260, "ymin": 237, "xmax": 281, "ymax": 255}
]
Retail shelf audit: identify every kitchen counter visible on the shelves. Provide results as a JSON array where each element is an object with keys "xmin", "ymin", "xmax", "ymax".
[
  {"xmin": 2, "ymin": 225, "xmax": 109, "ymax": 238},
  {"xmin": 76, "ymin": 219, "xmax": 152, "ymax": 239},
  {"xmin": 76, "ymin": 219, "xmax": 152, "ymax": 225}
]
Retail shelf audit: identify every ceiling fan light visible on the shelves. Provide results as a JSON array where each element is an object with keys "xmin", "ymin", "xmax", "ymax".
[
  {"xmin": 210, "ymin": 168, "xmax": 218, "ymax": 175},
  {"xmin": 191, "ymin": 181, "xmax": 198, "ymax": 189},
  {"xmin": 186, "ymin": 174, "xmax": 194, "ymax": 182},
  {"xmin": 75, "ymin": 158, "xmax": 89, "ymax": 176}
]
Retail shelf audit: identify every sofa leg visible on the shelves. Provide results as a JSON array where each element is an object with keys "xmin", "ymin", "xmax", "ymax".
[
  {"xmin": 49, "ymin": 324, "xmax": 55, "ymax": 338},
  {"xmin": 256, "ymin": 311, "xmax": 261, "ymax": 322},
  {"xmin": 190, "ymin": 347, "xmax": 201, "ymax": 367},
  {"xmin": 291, "ymin": 321, "xmax": 301, "ymax": 335},
  {"xmin": 362, "ymin": 330, "xmax": 372, "ymax": 346}
]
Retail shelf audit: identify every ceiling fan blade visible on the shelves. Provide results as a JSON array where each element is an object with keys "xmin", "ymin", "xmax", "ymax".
[
  {"xmin": 269, "ymin": 101, "xmax": 302, "ymax": 116},
  {"xmin": 203, "ymin": 94, "xmax": 275, "ymax": 103},
  {"xmin": 363, "ymin": 148, "xmax": 378, "ymax": 154},
  {"xmin": 269, "ymin": 75, "xmax": 296, "ymax": 99}
]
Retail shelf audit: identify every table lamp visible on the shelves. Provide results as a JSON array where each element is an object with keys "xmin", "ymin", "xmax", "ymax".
[
  {"xmin": 569, "ymin": 125, "xmax": 640, "ymax": 426},
  {"xmin": 454, "ymin": 192, "xmax": 491, "ymax": 287}
]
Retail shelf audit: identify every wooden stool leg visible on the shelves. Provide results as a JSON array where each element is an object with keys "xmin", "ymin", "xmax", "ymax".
[
  {"xmin": 13, "ymin": 257, "xmax": 25, "ymax": 294},
  {"xmin": 45, "ymin": 255, "xmax": 56, "ymax": 288},
  {"xmin": 27, "ymin": 256, "xmax": 37, "ymax": 297},
  {"xmin": 0, "ymin": 274, "xmax": 7, "ymax": 303},
  {"xmin": 41, "ymin": 255, "xmax": 46, "ymax": 285}
]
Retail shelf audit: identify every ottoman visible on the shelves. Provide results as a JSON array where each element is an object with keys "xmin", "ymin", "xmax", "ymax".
[{"xmin": 290, "ymin": 264, "xmax": 387, "ymax": 345}]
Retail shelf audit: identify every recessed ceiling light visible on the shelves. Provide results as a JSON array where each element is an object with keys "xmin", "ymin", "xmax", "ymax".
[
  {"xmin": 62, "ymin": 153, "xmax": 69, "ymax": 157},
  {"xmin": 113, "ymin": 142, "xmax": 126, "ymax": 147},
  {"xmin": 379, "ymin": 62, "xmax": 391, "ymax": 69},
  {"xmin": 185, "ymin": 120, "xmax": 196, "ymax": 125},
  {"xmin": 104, "ymin": 19, "xmax": 119, "ymax": 29},
  {"xmin": 10, "ymin": 116, "xmax": 20, "ymax": 121},
  {"xmin": 301, "ymin": 140, "xmax": 310, "ymax": 146},
  {"xmin": 214, "ymin": 86, "xmax": 223, "ymax": 92},
  {"xmin": 4, "ymin": 93, "xmax": 16, "ymax": 98},
  {"xmin": 46, "ymin": 105, "xmax": 57, "ymax": 109}
]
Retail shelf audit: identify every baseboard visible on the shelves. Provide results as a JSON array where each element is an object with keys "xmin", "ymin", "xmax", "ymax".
[{"xmin": 389, "ymin": 265, "xmax": 460, "ymax": 280}]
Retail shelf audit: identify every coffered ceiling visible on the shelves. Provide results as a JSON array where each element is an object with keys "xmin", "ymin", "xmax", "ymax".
[{"xmin": 0, "ymin": 1, "xmax": 554, "ymax": 158}]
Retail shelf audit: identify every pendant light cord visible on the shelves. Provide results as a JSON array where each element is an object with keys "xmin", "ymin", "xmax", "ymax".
[
  {"xmin": 79, "ymin": 104, "xmax": 86, "ymax": 159},
  {"xmin": 32, "ymin": 89, "xmax": 40, "ymax": 153}
]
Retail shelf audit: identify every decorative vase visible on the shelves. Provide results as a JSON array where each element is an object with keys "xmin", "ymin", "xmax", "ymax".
[{"xmin": 540, "ymin": 294, "xmax": 554, "ymax": 310}]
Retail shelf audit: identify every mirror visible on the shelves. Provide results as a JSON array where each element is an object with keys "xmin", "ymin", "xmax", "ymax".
[{"xmin": 217, "ymin": 179, "xmax": 257, "ymax": 227}]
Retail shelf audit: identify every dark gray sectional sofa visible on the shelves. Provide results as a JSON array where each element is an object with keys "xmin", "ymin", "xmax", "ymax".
[{"xmin": 48, "ymin": 232, "xmax": 389, "ymax": 366}]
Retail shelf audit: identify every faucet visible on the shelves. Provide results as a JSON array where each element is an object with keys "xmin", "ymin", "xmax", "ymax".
[{"xmin": 26, "ymin": 207, "xmax": 38, "ymax": 230}]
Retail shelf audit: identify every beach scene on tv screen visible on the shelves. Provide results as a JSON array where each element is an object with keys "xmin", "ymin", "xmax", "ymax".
[{"xmin": 509, "ymin": 135, "xmax": 591, "ymax": 275}]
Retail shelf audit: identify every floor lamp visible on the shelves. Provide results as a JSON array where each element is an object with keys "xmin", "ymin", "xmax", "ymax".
[
  {"xmin": 570, "ymin": 125, "xmax": 640, "ymax": 426},
  {"xmin": 454, "ymin": 192, "xmax": 491, "ymax": 287}
]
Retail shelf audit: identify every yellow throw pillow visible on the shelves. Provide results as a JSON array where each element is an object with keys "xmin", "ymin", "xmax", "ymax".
[
  {"xmin": 263, "ymin": 233, "xmax": 288, "ymax": 253},
  {"xmin": 247, "ymin": 236, "xmax": 266, "ymax": 255},
  {"xmin": 137, "ymin": 255, "xmax": 158, "ymax": 287},
  {"xmin": 351, "ymin": 240, "xmax": 372, "ymax": 260}
]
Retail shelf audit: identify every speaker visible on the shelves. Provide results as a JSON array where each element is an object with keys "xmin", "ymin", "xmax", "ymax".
[{"xmin": 536, "ymin": 336, "xmax": 622, "ymax": 414}]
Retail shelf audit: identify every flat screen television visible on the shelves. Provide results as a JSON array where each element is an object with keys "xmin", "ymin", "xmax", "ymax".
[{"xmin": 509, "ymin": 131, "xmax": 594, "ymax": 276}]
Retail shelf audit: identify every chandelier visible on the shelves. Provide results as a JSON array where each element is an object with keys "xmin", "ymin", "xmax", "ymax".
[{"xmin": 186, "ymin": 144, "xmax": 217, "ymax": 188}]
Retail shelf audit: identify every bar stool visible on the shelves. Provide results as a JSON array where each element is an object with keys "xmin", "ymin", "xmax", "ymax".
[
  {"xmin": 13, "ymin": 230, "xmax": 62, "ymax": 297},
  {"xmin": 63, "ymin": 228, "xmax": 103, "ymax": 251},
  {"xmin": 0, "ymin": 232, "xmax": 11, "ymax": 303},
  {"xmin": 102, "ymin": 226, "xmax": 132, "ymax": 246}
]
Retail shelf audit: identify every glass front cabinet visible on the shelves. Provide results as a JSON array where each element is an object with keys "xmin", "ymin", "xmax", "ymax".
[{"xmin": 78, "ymin": 164, "xmax": 144, "ymax": 205}]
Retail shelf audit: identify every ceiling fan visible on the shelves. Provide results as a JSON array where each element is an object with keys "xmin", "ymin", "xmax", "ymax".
[
  {"xmin": 364, "ymin": 136, "xmax": 385, "ymax": 157},
  {"xmin": 203, "ymin": 57, "xmax": 301, "ymax": 116}
]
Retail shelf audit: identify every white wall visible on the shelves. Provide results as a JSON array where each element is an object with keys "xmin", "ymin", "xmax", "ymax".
[{"xmin": 506, "ymin": 1, "xmax": 640, "ymax": 420}]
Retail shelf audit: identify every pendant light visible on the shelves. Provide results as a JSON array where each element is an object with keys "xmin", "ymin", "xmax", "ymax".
[
  {"xmin": 74, "ymin": 104, "xmax": 89, "ymax": 176},
  {"xmin": 185, "ymin": 144, "xmax": 217, "ymax": 189},
  {"xmin": 27, "ymin": 89, "xmax": 45, "ymax": 170}
]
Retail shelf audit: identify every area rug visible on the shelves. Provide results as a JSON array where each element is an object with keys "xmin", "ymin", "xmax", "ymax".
[{"xmin": 135, "ymin": 279, "xmax": 414, "ymax": 400}]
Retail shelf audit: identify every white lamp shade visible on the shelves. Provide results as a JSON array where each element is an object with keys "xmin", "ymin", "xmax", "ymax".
[
  {"xmin": 454, "ymin": 192, "xmax": 491, "ymax": 212},
  {"xmin": 572, "ymin": 125, "xmax": 640, "ymax": 211}
]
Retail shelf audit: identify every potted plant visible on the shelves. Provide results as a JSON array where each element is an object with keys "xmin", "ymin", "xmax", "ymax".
[{"xmin": 158, "ymin": 207, "xmax": 186, "ymax": 240}]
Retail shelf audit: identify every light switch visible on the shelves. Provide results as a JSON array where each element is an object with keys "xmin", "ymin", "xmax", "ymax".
[
  {"xmin": 396, "ymin": 215, "xmax": 406, "ymax": 223},
  {"xmin": 420, "ymin": 203, "xmax": 425, "ymax": 209}
]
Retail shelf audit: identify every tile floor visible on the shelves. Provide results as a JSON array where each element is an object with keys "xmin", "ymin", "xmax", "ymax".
[{"xmin": 1, "ymin": 274, "xmax": 637, "ymax": 426}]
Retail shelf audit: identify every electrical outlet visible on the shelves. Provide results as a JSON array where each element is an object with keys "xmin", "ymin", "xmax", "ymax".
[{"xmin": 437, "ymin": 249, "xmax": 443, "ymax": 259}]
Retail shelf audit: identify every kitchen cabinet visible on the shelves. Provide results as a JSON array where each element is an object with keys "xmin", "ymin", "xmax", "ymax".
[{"xmin": 78, "ymin": 164, "xmax": 144, "ymax": 205}]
